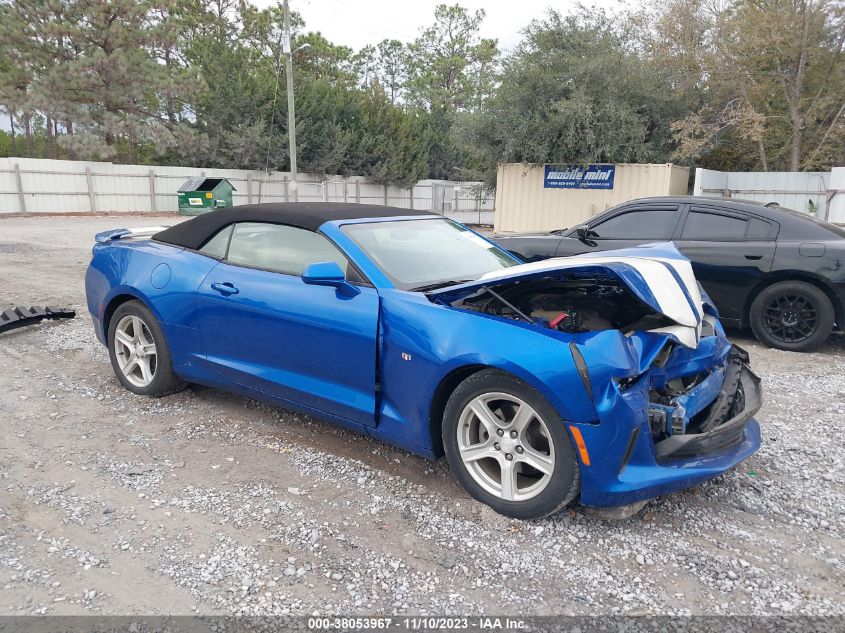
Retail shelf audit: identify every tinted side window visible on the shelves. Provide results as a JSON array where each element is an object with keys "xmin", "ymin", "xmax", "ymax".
[
  {"xmin": 681, "ymin": 211, "xmax": 747, "ymax": 240},
  {"xmin": 199, "ymin": 224, "xmax": 233, "ymax": 258},
  {"xmin": 226, "ymin": 222, "xmax": 349, "ymax": 276},
  {"xmin": 747, "ymin": 217, "xmax": 773, "ymax": 239},
  {"xmin": 590, "ymin": 209, "xmax": 678, "ymax": 239}
]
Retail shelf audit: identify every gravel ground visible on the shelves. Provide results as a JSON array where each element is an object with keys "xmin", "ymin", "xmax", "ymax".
[{"xmin": 0, "ymin": 215, "xmax": 843, "ymax": 617}]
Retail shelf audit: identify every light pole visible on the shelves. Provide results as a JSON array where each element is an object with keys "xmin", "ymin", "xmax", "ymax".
[{"xmin": 282, "ymin": 0, "xmax": 309, "ymax": 201}]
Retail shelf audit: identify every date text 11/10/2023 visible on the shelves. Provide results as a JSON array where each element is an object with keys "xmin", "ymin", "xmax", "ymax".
[{"xmin": 307, "ymin": 616, "xmax": 527, "ymax": 630}]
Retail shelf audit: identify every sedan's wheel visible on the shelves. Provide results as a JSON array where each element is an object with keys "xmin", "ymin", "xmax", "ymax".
[
  {"xmin": 443, "ymin": 369, "xmax": 580, "ymax": 519},
  {"xmin": 107, "ymin": 300, "xmax": 185, "ymax": 397},
  {"xmin": 750, "ymin": 281, "xmax": 834, "ymax": 352}
]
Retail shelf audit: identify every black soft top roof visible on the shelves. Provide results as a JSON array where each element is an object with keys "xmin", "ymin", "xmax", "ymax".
[{"xmin": 154, "ymin": 202, "xmax": 436, "ymax": 250}]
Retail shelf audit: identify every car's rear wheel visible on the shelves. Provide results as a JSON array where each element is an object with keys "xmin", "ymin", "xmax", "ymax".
[
  {"xmin": 442, "ymin": 369, "xmax": 580, "ymax": 519},
  {"xmin": 750, "ymin": 281, "xmax": 834, "ymax": 352},
  {"xmin": 108, "ymin": 301, "xmax": 185, "ymax": 396}
]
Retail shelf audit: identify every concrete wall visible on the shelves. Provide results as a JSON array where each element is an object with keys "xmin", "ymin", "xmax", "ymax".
[
  {"xmin": 0, "ymin": 157, "xmax": 495, "ymax": 224},
  {"xmin": 693, "ymin": 168, "xmax": 833, "ymax": 220},
  {"xmin": 494, "ymin": 163, "xmax": 689, "ymax": 233}
]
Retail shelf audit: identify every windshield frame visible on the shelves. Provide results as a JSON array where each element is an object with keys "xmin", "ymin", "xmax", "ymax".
[{"xmin": 339, "ymin": 217, "xmax": 522, "ymax": 291}]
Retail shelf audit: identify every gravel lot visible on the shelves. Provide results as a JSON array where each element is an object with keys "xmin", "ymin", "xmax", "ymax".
[{"xmin": 0, "ymin": 215, "xmax": 843, "ymax": 617}]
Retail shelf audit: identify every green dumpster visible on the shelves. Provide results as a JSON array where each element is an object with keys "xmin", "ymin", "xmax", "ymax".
[{"xmin": 177, "ymin": 177, "xmax": 236, "ymax": 215}]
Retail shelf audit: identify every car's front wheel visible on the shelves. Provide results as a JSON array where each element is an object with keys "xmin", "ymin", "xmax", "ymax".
[
  {"xmin": 749, "ymin": 281, "xmax": 834, "ymax": 352},
  {"xmin": 442, "ymin": 369, "xmax": 580, "ymax": 519},
  {"xmin": 107, "ymin": 300, "xmax": 185, "ymax": 396}
]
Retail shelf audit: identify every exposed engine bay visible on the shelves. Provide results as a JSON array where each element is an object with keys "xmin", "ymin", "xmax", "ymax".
[
  {"xmin": 452, "ymin": 276, "xmax": 674, "ymax": 335},
  {"xmin": 448, "ymin": 274, "xmax": 755, "ymax": 447}
]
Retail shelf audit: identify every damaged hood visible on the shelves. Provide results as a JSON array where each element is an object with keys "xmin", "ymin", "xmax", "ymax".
[{"xmin": 429, "ymin": 242, "xmax": 705, "ymax": 348}]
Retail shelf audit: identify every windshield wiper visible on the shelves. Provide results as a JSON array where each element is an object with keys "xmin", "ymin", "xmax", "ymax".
[{"xmin": 411, "ymin": 279, "xmax": 474, "ymax": 292}]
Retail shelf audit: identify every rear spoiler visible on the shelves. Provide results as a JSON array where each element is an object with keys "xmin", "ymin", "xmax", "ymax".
[{"xmin": 94, "ymin": 226, "xmax": 170, "ymax": 243}]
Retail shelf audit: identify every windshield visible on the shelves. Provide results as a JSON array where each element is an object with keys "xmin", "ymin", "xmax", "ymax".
[{"xmin": 341, "ymin": 218, "xmax": 520, "ymax": 290}]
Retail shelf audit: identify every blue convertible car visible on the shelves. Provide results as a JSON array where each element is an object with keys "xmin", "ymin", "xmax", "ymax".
[{"xmin": 85, "ymin": 203, "xmax": 761, "ymax": 518}]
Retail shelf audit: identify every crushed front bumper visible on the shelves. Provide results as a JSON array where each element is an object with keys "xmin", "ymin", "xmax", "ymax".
[
  {"xmin": 570, "ymin": 341, "xmax": 762, "ymax": 507},
  {"xmin": 654, "ymin": 363, "xmax": 761, "ymax": 461}
]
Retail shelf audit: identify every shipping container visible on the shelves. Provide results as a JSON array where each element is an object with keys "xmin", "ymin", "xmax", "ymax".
[{"xmin": 494, "ymin": 163, "xmax": 689, "ymax": 233}]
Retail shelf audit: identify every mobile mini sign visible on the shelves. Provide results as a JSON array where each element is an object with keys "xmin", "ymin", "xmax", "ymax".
[{"xmin": 543, "ymin": 164, "xmax": 615, "ymax": 189}]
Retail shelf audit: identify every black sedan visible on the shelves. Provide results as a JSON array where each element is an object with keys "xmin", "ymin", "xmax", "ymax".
[{"xmin": 493, "ymin": 196, "xmax": 845, "ymax": 352}]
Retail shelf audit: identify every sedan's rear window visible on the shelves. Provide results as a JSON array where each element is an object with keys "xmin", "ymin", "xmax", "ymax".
[
  {"xmin": 772, "ymin": 206, "xmax": 845, "ymax": 238},
  {"xmin": 682, "ymin": 211, "xmax": 747, "ymax": 240}
]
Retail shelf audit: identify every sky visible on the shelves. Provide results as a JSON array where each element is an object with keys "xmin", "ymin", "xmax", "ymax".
[{"xmin": 255, "ymin": 0, "xmax": 630, "ymax": 53}]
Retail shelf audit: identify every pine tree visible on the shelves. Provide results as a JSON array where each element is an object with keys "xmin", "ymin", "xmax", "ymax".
[
  {"xmin": 0, "ymin": 0, "xmax": 38, "ymax": 156},
  {"xmin": 374, "ymin": 39, "xmax": 405, "ymax": 103},
  {"xmin": 41, "ymin": 0, "xmax": 199, "ymax": 162}
]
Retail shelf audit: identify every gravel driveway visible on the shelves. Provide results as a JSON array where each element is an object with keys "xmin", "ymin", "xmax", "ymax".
[{"xmin": 0, "ymin": 216, "xmax": 843, "ymax": 617}]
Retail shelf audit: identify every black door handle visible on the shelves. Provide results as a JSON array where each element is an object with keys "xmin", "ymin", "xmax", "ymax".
[
  {"xmin": 211, "ymin": 282, "xmax": 240, "ymax": 295},
  {"xmin": 744, "ymin": 254, "xmax": 763, "ymax": 261}
]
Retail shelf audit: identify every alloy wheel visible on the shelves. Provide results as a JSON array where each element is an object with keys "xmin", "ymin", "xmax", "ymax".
[
  {"xmin": 456, "ymin": 392, "xmax": 555, "ymax": 502},
  {"xmin": 762, "ymin": 292, "xmax": 819, "ymax": 344},
  {"xmin": 113, "ymin": 314, "xmax": 158, "ymax": 388}
]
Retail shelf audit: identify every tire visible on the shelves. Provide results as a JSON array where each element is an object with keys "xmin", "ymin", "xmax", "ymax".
[
  {"xmin": 442, "ymin": 369, "xmax": 580, "ymax": 519},
  {"xmin": 107, "ymin": 300, "xmax": 185, "ymax": 396},
  {"xmin": 749, "ymin": 280, "xmax": 834, "ymax": 352}
]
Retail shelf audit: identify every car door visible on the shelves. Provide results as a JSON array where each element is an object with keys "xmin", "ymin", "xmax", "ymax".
[
  {"xmin": 194, "ymin": 222, "xmax": 380, "ymax": 427},
  {"xmin": 673, "ymin": 206, "xmax": 777, "ymax": 324},
  {"xmin": 554, "ymin": 204, "xmax": 683, "ymax": 257}
]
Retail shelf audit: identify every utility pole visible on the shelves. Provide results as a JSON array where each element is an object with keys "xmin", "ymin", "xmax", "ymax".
[{"xmin": 283, "ymin": 0, "xmax": 298, "ymax": 201}]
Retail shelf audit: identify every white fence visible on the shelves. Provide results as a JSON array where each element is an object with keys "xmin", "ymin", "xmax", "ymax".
[
  {"xmin": 830, "ymin": 168, "xmax": 845, "ymax": 222},
  {"xmin": 0, "ymin": 157, "xmax": 495, "ymax": 225},
  {"xmin": 693, "ymin": 167, "xmax": 844, "ymax": 221}
]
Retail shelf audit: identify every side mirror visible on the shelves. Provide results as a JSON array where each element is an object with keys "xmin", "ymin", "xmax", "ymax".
[
  {"xmin": 576, "ymin": 225, "xmax": 590, "ymax": 239},
  {"xmin": 302, "ymin": 261, "xmax": 360, "ymax": 297}
]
